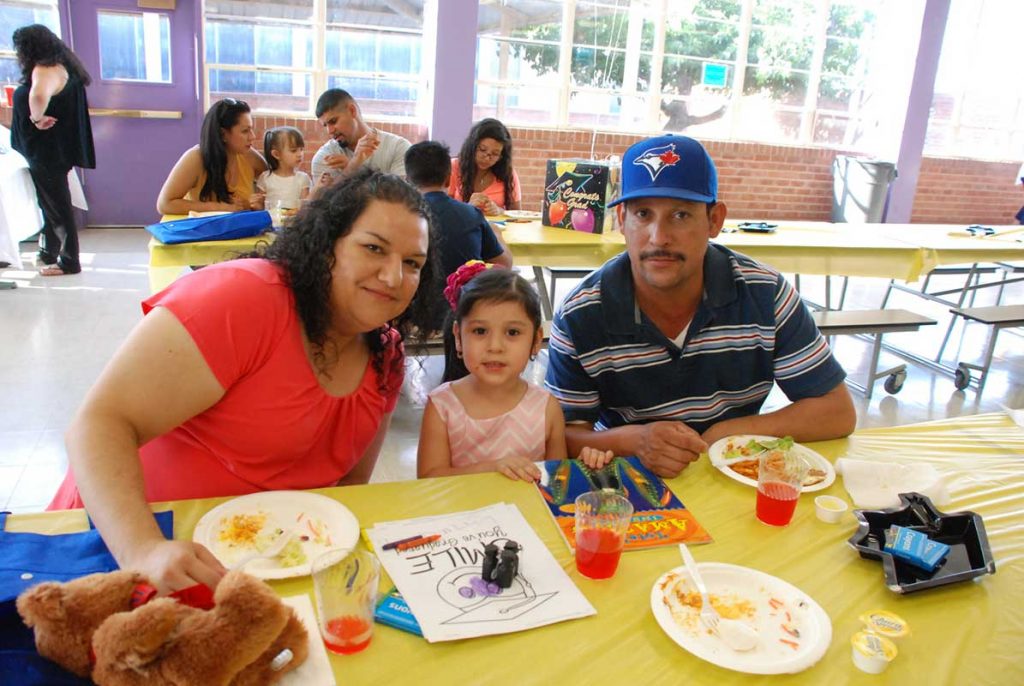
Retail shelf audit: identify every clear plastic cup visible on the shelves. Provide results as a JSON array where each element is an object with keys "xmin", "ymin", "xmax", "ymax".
[
  {"xmin": 755, "ymin": 451, "xmax": 809, "ymax": 526},
  {"xmin": 311, "ymin": 548, "xmax": 380, "ymax": 654},
  {"xmin": 574, "ymin": 491, "xmax": 633, "ymax": 579}
]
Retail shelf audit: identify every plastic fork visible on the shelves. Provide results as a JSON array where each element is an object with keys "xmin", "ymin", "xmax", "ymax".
[
  {"xmin": 231, "ymin": 527, "xmax": 296, "ymax": 571},
  {"xmin": 679, "ymin": 544, "xmax": 759, "ymax": 652}
]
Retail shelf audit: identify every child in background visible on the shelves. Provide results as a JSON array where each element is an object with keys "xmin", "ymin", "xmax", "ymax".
[
  {"xmin": 417, "ymin": 262, "xmax": 610, "ymax": 481},
  {"xmin": 256, "ymin": 126, "xmax": 311, "ymax": 223}
]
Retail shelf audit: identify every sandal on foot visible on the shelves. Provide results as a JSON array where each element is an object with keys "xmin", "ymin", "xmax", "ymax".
[{"xmin": 39, "ymin": 264, "xmax": 69, "ymax": 276}]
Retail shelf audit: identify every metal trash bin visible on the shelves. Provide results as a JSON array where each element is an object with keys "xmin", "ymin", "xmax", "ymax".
[{"xmin": 832, "ymin": 156, "xmax": 898, "ymax": 223}]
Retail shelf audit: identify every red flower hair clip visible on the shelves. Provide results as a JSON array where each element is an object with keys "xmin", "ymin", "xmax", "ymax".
[{"xmin": 444, "ymin": 260, "xmax": 494, "ymax": 311}]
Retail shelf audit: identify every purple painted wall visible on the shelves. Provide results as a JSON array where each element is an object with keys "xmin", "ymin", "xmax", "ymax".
[
  {"xmin": 886, "ymin": 0, "xmax": 951, "ymax": 224},
  {"xmin": 425, "ymin": 0, "xmax": 478, "ymax": 151},
  {"xmin": 64, "ymin": 0, "xmax": 202, "ymax": 226}
]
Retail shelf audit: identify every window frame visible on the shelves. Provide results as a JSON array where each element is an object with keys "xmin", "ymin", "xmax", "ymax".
[
  {"xmin": 202, "ymin": 1, "xmax": 424, "ymax": 121},
  {"xmin": 475, "ymin": 0, "xmax": 884, "ymax": 149}
]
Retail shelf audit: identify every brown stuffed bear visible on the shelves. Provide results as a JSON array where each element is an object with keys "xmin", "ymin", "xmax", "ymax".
[
  {"xmin": 16, "ymin": 569, "xmax": 144, "ymax": 677},
  {"xmin": 18, "ymin": 570, "xmax": 309, "ymax": 686}
]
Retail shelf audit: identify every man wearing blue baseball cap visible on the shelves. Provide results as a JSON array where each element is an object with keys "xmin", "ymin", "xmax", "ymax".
[{"xmin": 545, "ymin": 135, "xmax": 855, "ymax": 477}]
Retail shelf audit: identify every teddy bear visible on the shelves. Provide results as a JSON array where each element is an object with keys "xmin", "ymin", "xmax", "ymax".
[{"xmin": 17, "ymin": 569, "xmax": 309, "ymax": 686}]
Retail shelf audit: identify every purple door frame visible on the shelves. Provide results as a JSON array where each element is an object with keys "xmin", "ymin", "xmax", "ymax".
[{"xmin": 62, "ymin": 0, "xmax": 204, "ymax": 226}]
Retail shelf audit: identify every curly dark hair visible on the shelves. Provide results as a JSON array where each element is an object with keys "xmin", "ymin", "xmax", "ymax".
[
  {"xmin": 457, "ymin": 118, "xmax": 515, "ymax": 209},
  {"xmin": 13, "ymin": 24, "xmax": 91, "ymax": 86},
  {"xmin": 199, "ymin": 98, "xmax": 252, "ymax": 203},
  {"xmin": 249, "ymin": 169, "xmax": 442, "ymax": 393}
]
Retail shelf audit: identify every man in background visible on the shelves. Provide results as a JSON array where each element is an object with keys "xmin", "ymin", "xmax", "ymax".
[{"xmin": 311, "ymin": 88, "xmax": 410, "ymax": 186}]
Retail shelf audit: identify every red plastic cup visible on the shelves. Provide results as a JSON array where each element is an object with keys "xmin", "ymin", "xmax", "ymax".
[
  {"xmin": 755, "ymin": 451, "xmax": 809, "ymax": 526},
  {"xmin": 574, "ymin": 491, "xmax": 633, "ymax": 579},
  {"xmin": 2, "ymin": 85, "xmax": 15, "ymax": 108}
]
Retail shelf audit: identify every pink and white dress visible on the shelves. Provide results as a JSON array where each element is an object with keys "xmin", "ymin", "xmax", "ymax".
[{"xmin": 429, "ymin": 381, "xmax": 548, "ymax": 467}]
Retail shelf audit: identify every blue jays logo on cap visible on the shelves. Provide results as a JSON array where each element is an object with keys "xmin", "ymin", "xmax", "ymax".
[
  {"xmin": 609, "ymin": 134, "xmax": 718, "ymax": 207},
  {"xmin": 633, "ymin": 143, "xmax": 682, "ymax": 181}
]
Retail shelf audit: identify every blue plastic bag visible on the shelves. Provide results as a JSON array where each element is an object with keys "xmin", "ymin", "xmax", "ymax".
[{"xmin": 146, "ymin": 210, "xmax": 272, "ymax": 245}]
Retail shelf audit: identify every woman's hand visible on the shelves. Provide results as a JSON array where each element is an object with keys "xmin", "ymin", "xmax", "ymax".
[
  {"xmin": 229, "ymin": 193, "xmax": 249, "ymax": 211},
  {"xmin": 495, "ymin": 456, "xmax": 542, "ymax": 482},
  {"xmin": 248, "ymin": 192, "xmax": 266, "ymax": 210},
  {"xmin": 126, "ymin": 539, "xmax": 227, "ymax": 595},
  {"xmin": 469, "ymin": 193, "xmax": 501, "ymax": 216},
  {"xmin": 33, "ymin": 115, "xmax": 58, "ymax": 130},
  {"xmin": 579, "ymin": 447, "xmax": 615, "ymax": 470}
]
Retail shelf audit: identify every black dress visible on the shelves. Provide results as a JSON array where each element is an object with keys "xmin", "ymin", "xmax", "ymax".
[{"xmin": 11, "ymin": 71, "xmax": 95, "ymax": 273}]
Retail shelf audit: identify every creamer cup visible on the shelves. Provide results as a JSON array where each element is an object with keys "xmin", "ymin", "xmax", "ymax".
[
  {"xmin": 859, "ymin": 610, "xmax": 910, "ymax": 639},
  {"xmin": 851, "ymin": 630, "xmax": 897, "ymax": 674},
  {"xmin": 814, "ymin": 495, "xmax": 848, "ymax": 523}
]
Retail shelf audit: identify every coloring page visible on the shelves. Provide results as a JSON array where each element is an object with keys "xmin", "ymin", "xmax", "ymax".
[{"xmin": 367, "ymin": 503, "xmax": 595, "ymax": 642}]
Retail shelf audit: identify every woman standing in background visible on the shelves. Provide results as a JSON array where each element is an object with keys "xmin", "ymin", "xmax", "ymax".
[
  {"xmin": 449, "ymin": 118, "xmax": 522, "ymax": 216},
  {"xmin": 10, "ymin": 24, "xmax": 94, "ymax": 276}
]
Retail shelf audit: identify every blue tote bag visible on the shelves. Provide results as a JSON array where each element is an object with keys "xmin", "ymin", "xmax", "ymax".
[
  {"xmin": 0, "ymin": 510, "xmax": 174, "ymax": 685},
  {"xmin": 145, "ymin": 210, "xmax": 272, "ymax": 245}
]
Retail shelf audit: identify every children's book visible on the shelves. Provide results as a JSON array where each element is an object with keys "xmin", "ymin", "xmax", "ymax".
[{"xmin": 536, "ymin": 457, "xmax": 712, "ymax": 551}]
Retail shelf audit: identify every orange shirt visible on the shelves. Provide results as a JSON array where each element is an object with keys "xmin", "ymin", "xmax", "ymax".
[
  {"xmin": 448, "ymin": 160, "xmax": 521, "ymax": 210},
  {"xmin": 48, "ymin": 260, "xmax": 402, "ymax": 509}
]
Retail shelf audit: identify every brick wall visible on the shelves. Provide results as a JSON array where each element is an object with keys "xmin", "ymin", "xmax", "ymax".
[
  {"xmin": 3, "ymin": 104, "xmax": 1019, "ymax": 225},
  {"xmin": 911, "ymin": 157, "xmax": 1022, "ymax": 225}
]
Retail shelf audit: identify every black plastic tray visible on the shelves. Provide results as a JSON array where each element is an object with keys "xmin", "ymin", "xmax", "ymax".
[{"xmin": 848, "ymin": 492, "xmax": 996, "ymax": 594}]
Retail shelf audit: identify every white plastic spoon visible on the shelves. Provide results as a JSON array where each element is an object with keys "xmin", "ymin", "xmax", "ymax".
[
  {"xmin": 231, "ymin": 527, "xmax": 296, "ymax": 571},
  {"xmin": 679, "ymin": 544, "xmax": 760, "ymax": 652}
]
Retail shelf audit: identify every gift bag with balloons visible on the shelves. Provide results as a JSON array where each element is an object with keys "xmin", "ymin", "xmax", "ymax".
[{"xmin": 542, "ymin": 159, "xmax": 617, "ymax": 234}]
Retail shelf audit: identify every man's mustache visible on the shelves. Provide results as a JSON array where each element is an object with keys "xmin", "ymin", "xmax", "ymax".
[{"xmin": 640, "ymin": 250, "xmax": 685, "ymax": 262}]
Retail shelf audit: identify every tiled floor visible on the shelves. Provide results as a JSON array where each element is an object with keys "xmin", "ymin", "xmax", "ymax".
[{"xmin": 2, "ymin": 228, "xmax": 1021, "ymax": 513}]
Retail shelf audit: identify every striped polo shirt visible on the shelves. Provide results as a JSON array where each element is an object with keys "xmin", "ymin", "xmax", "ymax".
[{"xmin": 544, "ymin": 244, "xmax": 846, "ymax": 434}]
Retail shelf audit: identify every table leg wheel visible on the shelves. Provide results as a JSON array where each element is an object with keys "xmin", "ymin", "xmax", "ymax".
[
  {"xmin": 954, "ymin": 363, "xmax": 971, "ymax": 391},
  {"xmin": 884, "ymin": 370, "xmax": 906, "ymax": 395}
]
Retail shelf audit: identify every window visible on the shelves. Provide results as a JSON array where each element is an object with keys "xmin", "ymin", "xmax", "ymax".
[
  {"xmin": 203, "ymin": 0, "xmax": 423, "ymax": 118},
  {"xmin": 475, "ymin": 0, "xmax": 896, "ymax": 149},
  {"xmin": 926, "ymin": 0, "xmax": 1024, "ymax": 160},
  {"xmin": 0, "ymin": 0, "xmax": 61, "ymax": 85},
  {"xmin": 98, "ymin": 11, "xmax": 171, "ymax": 83}
]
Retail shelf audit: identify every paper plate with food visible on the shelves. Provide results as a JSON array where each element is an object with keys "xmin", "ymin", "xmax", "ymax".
[
  {"xmin": 707, "ymin": 435, "xmax": 834, "ymax": 492},
  {"xmin": 193, "ymin": 491, "xmax": 359, "ymax": 580},
  {"xmin": 503, "ymin": 209, "xmax": 542, "ymax": 221},
  {"xmin": 650, "ymin": 562, "xmax": 832, "ymax": 674}
]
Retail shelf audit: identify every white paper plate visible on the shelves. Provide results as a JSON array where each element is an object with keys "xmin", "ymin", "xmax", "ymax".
[
  {"xmin": 193, "ymin": 491, "xmax": 359, "ymax": 580},
  {"xmin": 650, "ymin": 563, "xmax": 832, "ymax": 674},
  {"xmin": 504, "ymin": 209, "xmax": 541, "ymax": 220},
  {"xmin": 707, "ymin": 435, "xmax": 835, "ymax": 493}
]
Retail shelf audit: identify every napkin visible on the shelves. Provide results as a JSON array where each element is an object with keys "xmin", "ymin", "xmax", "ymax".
[
  {"xmin": 279, "ymin": 595, "xmax": 335, "ymax": 686},
  {"xmin": 835, "ymin": 459, "xmax": 949, "ymax": 510}
]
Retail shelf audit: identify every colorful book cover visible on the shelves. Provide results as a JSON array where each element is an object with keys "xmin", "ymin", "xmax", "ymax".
[{"xmin": 536, "ymin": 457, "xmax": 712, "ymax": 551}]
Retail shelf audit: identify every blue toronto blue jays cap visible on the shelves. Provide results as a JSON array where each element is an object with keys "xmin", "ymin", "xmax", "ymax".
[{"xmin": 608, "ymin": 135, "xmax": 718, "ymax": 207}]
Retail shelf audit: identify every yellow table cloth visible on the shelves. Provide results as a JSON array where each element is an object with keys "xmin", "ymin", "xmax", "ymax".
[
  {"xmin": 148, "ymin": 218, "xmax": 932, "ymax": 294},
  {"xmin": 9, "ymin": 413, "xmax": 1023, "ymax": 685}
]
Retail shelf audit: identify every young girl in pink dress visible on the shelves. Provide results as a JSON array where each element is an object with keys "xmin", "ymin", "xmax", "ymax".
[{"xmin": 417, "ymin": 262, "xmax": 608, "ymax": 481}]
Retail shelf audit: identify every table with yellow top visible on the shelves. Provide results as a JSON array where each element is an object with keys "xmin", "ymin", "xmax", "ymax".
[
  {"xmin": 9, "ymin": 413, "xmax": 1023, "ymax": 685},
  {"xmin": 148, "ymin": 218, "xmax": 938, "ymax": 296}
]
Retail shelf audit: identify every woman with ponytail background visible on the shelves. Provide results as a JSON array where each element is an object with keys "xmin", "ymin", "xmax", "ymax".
[{"xmin": 157, "ymin": 98, "xmax": 267, "ymax": 215}]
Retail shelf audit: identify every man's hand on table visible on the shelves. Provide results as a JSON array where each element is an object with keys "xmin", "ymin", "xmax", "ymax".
[
  {"xmin": 127, "ymin": 539, "xmax": 226, "ymax": 595},
  {"xmin": 633, "ymin": 421, "xmax": 707, "ymax": 478}
]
